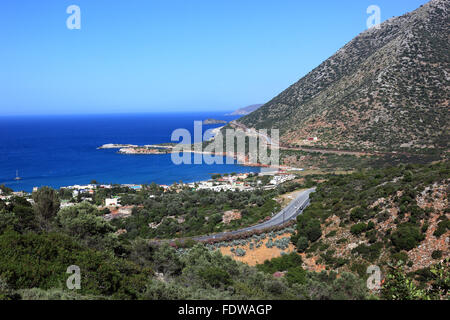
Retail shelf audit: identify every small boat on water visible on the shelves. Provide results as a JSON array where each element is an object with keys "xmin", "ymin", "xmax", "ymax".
[{"xmin": 14, "ymin": 170, "xmax": 22, "ymax": 181}]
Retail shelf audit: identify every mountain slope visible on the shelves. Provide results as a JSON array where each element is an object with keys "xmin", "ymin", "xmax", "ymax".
[
  {"xmin": 239, "ymin": 0, "xmax": 449, "ymax": 153},
  {"xmin": 290, "ymin": 161, "xmax": 449, "ymax": 277},
  {"xmin": 227, "ymin": 104, "xmax": 264, "ymax": 116}
]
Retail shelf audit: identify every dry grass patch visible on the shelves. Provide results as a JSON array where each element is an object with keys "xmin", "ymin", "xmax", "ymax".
[{"xmin": 219, "ymin": 233, "xmax": 295, "ymax": 266}]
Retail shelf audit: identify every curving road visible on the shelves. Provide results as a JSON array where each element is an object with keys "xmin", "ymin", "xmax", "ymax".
[{"xmin": 193, "ymin": 188, "xmax": 315, "ymax": 242}]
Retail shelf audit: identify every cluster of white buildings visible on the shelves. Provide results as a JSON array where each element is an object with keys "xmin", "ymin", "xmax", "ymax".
[
  {"xmin": 269, "ymin": 174, "xmax": 296, "ymax": 185},
  {"xmin": 184, "ymin": 171, "xmax": 298, "ymax": 192},
  {"xmin": 187, "ymin": 173, "xmax": 257, "ymax": 192},
  {"xmin": 58, "ymin": 184, "xmax": 98, "ymax": 199},
  {"xmin": 0, "ymin": 190, "xmax": 32, "ymax": 205},
  {"xmin": 59, "ymin": 183, "xmax": 142, "ymax": 198},
  {"xmin": 193, "ymin": 181, "xmax": 254, "ymax": 192}
]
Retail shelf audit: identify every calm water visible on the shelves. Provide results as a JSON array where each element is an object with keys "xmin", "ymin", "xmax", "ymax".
[{"xmin": 0, "ymin": 113, "xmax": 260, "ymax": 192}]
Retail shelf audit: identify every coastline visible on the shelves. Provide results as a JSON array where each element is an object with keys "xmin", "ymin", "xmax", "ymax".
[
  {"xmin": 0, "ymin": 113, "xmax": 262, "ymax": 193},
  {"xmin": 97, "ymin": 143, "xmax": 291, "ymax": 170}
]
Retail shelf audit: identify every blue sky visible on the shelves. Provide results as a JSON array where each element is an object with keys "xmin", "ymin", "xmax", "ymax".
[{"xmin": 0, "ymin": 0, "xmax": 428, "ymax": 115}]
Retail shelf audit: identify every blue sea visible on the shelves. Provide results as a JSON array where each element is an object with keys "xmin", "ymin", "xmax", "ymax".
[{"xmin": 0, "ymin": 112, "xmax": 260, "ymax": 192}]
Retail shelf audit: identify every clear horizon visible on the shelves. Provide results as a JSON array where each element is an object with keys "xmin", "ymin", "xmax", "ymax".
[
  {"xmin": 0, "ymin": 110, "xmax": 237, "ymax": 117},
  {"xmin": 0, "ymin": 0, "xmax": 428, "ymax": 116}
]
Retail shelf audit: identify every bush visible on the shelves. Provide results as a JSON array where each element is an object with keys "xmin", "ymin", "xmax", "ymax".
[
  {"xmin": 18, "ymin": 287, "xmax": 98, "ymax": 300},
  {"xmin": 32, "ymin": 187, "xmax": 60, "ymax": 231},
  {"xmin": 274, "ymin": 237, "xmax": 291, "ymax": 250},
  {"xmin": 350, "ymin": 263, "xmax": 369, "ymax": 278},
  {"xmin": 265, "ymin": 239, "xmax": 274, "ymax": 248},
  {"xmin": 391, "ymin": 252, "xmax": 409, "ymax": 263},
  {"xmin": 382, "ymin": 264, "xmax": 429, "ymax": 300},
  {"xmin": 143, "ymin": 280, "xmax": 189, "ymax": 300},
  {"xmin": 294, "ymin": 215, "xmax": 322, "ymax": 243},
  {"xmin": 350, "ymin": 207, "xmax": 369, "ymax": 221},
  {"xmin": 433, "ymin": 219, "xmax": 449, "ymax": 238},
  {"xmin": 325, "ymin": 230, "xmax": 337, "ymax": 238},
  {"xmin": 296, "ymin": 237, "xmax": 309, "ymax": 253},
  {"xmin": 0, "ymin": 230, "xmax": 148, "ymax": 298},
  {"xmin": 350, "ymin": 223, "xmax": 367, "ymax": 236},
  {"xmin": 257, "ymin": 253, "xmax": 303, "ymax": 274},
  {"xmin": 431, "ymin": 250, "xmax": 442, "ymax": 260},
  {"xmin": 351, "ymin": 242, "xmax": 383, "ymax": 262},
  {"xmin": 235, "ymin": 248, "xmax": 246, "ymax": 257},
  {"xmin": 198, "ymin": 266, "xmax": 232, "ymax": 288},
  {"xmin": 303, "ymin": 220, "xmax": 322, "ymax": 242},
  {"xmin": 286, "ymin": 267, "xmax": 307, "ymax": 285},
  {"xmin": 391, "ymin": 223, "xmax": 425, "ymax": 251}
]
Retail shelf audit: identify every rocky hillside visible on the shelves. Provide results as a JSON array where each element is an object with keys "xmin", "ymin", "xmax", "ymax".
[
  {"xmin": 239, "ymin": 0, "xmax": 449, "ymax": 153},
  {"xmin": 290, "ymin": 161, "xmax": 449, "ymax": 279}
]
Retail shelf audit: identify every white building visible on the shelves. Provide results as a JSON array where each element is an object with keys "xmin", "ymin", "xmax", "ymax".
[
  {"xmin": 270, "ymin": 174, "xmax": 296, "ymax": 185},
  {"xmin": 105, "ymin": 198, "xmax": 119, "ymax": 206}
]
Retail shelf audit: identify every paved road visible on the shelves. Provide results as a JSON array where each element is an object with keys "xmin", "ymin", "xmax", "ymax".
[{"xmin": 194, "ymin": 188, "xmax": 315, "ymax": 242}]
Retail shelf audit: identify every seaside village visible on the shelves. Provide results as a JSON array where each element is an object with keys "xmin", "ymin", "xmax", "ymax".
[{"xmin": 0, "ymin": 169, "xmax": 301, "ymax": 222}]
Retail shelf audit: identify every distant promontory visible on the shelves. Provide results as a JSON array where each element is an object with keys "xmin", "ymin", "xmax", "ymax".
[{"xmin": 226, "ymin": 104, "xmax": 264, "ymax": 116}]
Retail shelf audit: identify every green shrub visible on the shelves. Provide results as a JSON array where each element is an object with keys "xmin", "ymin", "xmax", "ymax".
[
  {"xmin": 304, "ymin": 220, "xmax": 322, "ymax": 242},
  {"xmin": 325, "ymin": 230, "xmax": 337, "ymax": 238},
  {"xmin": 421, "ymin": 223, "xmax": 429, "ymax": 233},
  {"xmin": 257, "ymin": 253, "xmax": 303, "ymax": 274},
  {"xmin": 391, "ymin": 223, "xmax": 425, "ymax": 251},
  {"xmin": 350, "ymin": 223, "xmax": 367, "ymax": 236},
  {"xmin": 0, "ymin": 230, "xmax": 148, "ymax": 298},
  {"xmin": 319, "ymin": 242, "xmax": 330, "ymax": 252},
  {"xmin": 391, "ymin": 252, "xmax": 409, "ymax": 263},
  {"xmin": 350, "ymin": 262, "xmax": 369, "ymax": 278},
  {"xmin": 351, "ymin": 242, "xmax": 383, "ymax": 262},
  {"xmin": 433, "ymin": 219, "xmax": 449, "ymax": 238},
  {"xmin": 286, "ymin": 267, "xmax": 307, "ymax": 285},
  {"xmin": 350, "ymin": 207, "xmax": 369, "ymax": 221},
  {"xmin": 198, "ymin": 266, "xmax": 232, "ymax": 288},
  {"xmin": 382, "ymin": 264, "xmax": 429, "ymax": 300},
  {"xmin": 294, "ymin": 214, "xmax": 322, "ymax": 243},
  {"xmin": 296, "ymin": 237, "xmax": 309, "ymax": 253},
  {"xmin": 431, "ymin": 250, "xmax": 442, "ymax": 260}
]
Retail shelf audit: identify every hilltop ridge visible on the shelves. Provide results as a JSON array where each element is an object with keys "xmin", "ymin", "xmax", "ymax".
[
  {"xmin": 227, "ymin": 104, "xmax": 264, "ymax": 116},
  {"xmin": 239, "ymin": 0, "xmax": 449, "ymax": 153}
]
